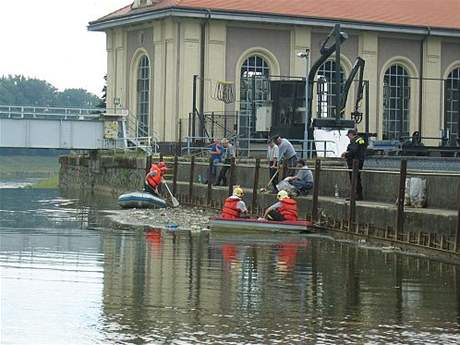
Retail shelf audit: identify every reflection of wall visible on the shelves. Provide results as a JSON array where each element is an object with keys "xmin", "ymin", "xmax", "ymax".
[{"xmin": 98, "ymin": 230, "xmax": 460, "ymax": 339}]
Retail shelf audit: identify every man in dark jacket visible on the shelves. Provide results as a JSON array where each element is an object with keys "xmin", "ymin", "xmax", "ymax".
[{"xmin": 341, "ymin": 129, "xmax": 366, "ymax": 200}]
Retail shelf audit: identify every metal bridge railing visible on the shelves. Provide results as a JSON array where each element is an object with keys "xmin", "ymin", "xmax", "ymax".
[{"xmin": 0, "ymin": 105, "xmax": 103, "ymax": 120}]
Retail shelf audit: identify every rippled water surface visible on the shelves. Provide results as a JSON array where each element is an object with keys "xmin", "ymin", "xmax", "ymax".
[{"xmin": 1, "ymin": 187, "xmax": 459, "ymax": 344}]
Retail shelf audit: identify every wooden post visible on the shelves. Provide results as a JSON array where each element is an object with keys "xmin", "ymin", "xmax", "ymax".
[
  {"xmin": 172, "ymin": 155, "xmax": 178, "ymax": 195},
  {"xmin": 145, "ymin": 155, "xmax": 152, "ymax": 174},
  {"xmin": 159, "ymin": 153, "xmax": 164, "ymax": 161},
  {"xmin": 396, "ymin": 159, "xmax": 407, "ymax": 240},
  {"xmin": 455, "ymin": 183, "xmax": 460, "ymax": 252},
  {"xmin": 348, "ymin": 159, "xmax": 359, "ymax": 232},
  {"xmin": 227, "ymin": 157, "xmax": 236, "ymax": 196},
  {"xmin": 189, "ymin": 156, "xmax": 195, "ymax": 202},
  {"xmin": 252, "ymin": 159, "xmax": 260, "ymax": 213},
  {"xmin": 311, "ymin": 159, "xmax": 321, "ymax": 223},
  {"xmin": 282, "ymin": 160, "xmax": 288, "ymax": 179},
  {"xmin": 207, "ymin": 158, "xmax": 213, "ymax": 205}
]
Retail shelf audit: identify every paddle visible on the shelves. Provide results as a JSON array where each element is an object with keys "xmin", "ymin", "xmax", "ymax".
[
  {"xmin": 260, "ymin": 168, "xmax": 279, "ymax": 192},
  {"xmin": 163, "ymin": 181, "xmax": 180, "ymax": 207}
]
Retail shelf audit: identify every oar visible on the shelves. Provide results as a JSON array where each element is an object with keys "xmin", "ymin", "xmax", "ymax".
[
  {"xmin": 163, "ymin": 181, "xmax": 180, "ymax": 207},
  {"xmin": 260, "ymin": 168, "xmax": 279, "ymax": 192}
]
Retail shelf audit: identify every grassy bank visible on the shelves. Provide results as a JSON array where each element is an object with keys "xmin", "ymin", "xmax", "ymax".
[
  {"xmin": 29, "ymin": 175, "xmax": 59, "ymax": 189},
  {"xmin": 0, "ymin": 155, "xmax": 60, "ymax": 178}
]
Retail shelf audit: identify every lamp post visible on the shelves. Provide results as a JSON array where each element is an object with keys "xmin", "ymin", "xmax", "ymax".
[{"xmin": 297, "ymin": 49, "xmax": 310, "ymax": 158}]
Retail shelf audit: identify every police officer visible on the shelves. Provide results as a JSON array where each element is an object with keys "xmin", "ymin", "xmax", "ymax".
[{"xmin": 341, "ymin": 129, "xmax": 366, "ymax": 200}]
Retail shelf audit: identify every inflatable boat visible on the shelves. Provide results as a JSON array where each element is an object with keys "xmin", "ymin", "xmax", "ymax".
[
  {"xmin": 210, "ymin": 216, "xmax": 312, "ymax": 232},
  {"xmin": 118, "ymin": 191, "xmax": 167, "ymax": 209}
]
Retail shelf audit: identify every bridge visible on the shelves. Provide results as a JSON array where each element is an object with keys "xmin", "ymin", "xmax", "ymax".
[{"xmin": 0, "ymin": 105, "xmax": 158, "ymax": 153}]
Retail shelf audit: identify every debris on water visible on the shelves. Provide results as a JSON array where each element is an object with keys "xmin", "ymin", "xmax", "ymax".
[{"xmin": 106, "ymin": 206, "xmax": 216, "ymax": 231}]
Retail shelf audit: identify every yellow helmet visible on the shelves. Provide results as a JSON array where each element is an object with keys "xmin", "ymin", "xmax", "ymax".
[
  {"xmin": 233, "ymin": 185, "xmax": 244, "ymax": 198},
  {"xmin": 277, "ymin": 190, "xmax": 289, "ymax": 200}
]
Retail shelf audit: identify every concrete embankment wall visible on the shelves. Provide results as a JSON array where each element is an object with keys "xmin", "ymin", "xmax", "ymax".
[
  {"xmin": 180, "ymin": 159, "xmax": 460, "ymax": 210},
  {"xmin": 59, "ymin": 152, "xmax": 460, "ymax": 258}
]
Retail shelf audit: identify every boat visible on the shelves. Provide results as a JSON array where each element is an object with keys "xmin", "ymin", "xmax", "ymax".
[
  {"xmin": 210, "ymin": 216, "xmax": 312, "ymax": 232},
  {"xmin": 118, "ymin": 191, "xmax": 167, "ymax": 209}
]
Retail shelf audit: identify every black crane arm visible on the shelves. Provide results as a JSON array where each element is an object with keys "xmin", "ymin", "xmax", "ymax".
[{"xmin": 339, "ymin": 56, "xmax": 365, "ymax": 123}]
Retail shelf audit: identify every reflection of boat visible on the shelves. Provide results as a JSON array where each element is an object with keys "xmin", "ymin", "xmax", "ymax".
[
  {"xmin": 118, "ymin": 191, "xmax": 167, "ymax": 208},
  {"xmin": 210, "ymin": 216, "xmax": 312, "ymax": 232}
]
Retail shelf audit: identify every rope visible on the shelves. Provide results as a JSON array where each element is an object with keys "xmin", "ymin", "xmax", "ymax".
[{"xmin": 213, "ymin": 81, "xmax": 235, "ymax": 104}]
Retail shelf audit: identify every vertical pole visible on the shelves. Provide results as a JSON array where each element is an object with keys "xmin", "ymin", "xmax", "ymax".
[
  {"xmin": 365, "ymin": 80, "xmax": 370, "ymax": 142},
  {"xmin": 178, "ymin": 119, "xmax": 182, "ymax": 155},
  {"xmin": 311, "ymin": 159, "xmax": 321, "ymax": 222},
  {"xmin": 172, "ymin": 155, "xmax": 178, "ymax": 195},
  {"xmin": 252, "ymin": 159, "xmax": 260, "ymax": 213},
  {"xmin": 159, "ymin": 153, "xmax": 163, "ymax": 161},
  {"xmin": 227, "ymin": 157, "xmax": 236, "ymax": 196},
  {"xmin": 396, "ymin": 159, "xmax": 407, "ymax": 240},
  {"xmin": 455, "ymin": 183, "xmax": 460, "ymax": 252},
  {"xmin": 211, "ymin": 112, "xmax": 215, "ymax": 139},
  {"xmin": 302, "ymin": 49, "xmax": 311, "ymax": 159},
  {"xmin": 207, "ymin": 158, "xmax": 213, "ymax": 206},
  {"xmin": 335, "ymin": 24, "xmax": 342, "ymax": 120},
  {"xmin": 189, "ymin": 156, "xmax": 195, "ymax": 202},
  {"xmin": 282, "ymin": 160, "xmax": 288, "ymax": 179},
  {"xmin": 145, "ymin": 155, "xmax": 152, "ymax": 174},
  {"xmin": 192, "ymin": 75, "xmax": 197, "ymax": 139},
  {"xmin": 348, "ymin": 159, "xmax": 359, "ymax": 231}
]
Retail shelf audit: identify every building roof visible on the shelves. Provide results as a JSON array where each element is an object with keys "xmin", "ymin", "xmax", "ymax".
[{"xmin": 90, "ymin": 0, "xmax": 460, "ymax": 34}]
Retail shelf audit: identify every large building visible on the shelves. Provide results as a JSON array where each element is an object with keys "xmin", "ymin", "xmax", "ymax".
[{"xmin": 89, "ymin": 0, "xmax": 460, "ymax": 146}]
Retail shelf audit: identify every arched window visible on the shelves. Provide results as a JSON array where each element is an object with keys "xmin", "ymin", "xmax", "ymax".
[
  {"xmin": 136, "ymin": 55, "xmax": 150, "ymax": 136},
  {"xmin": 239, "ymin": 55, "xmax": 270, "ymax": 137},
  {"xmin": 383, "ymin": 64, "xmax": 410, "ymax": 140},
  {"xmin": 444, "ymin": 67, "xmax": 460, "ymax": 145},
  {"xmin": 316, "ymin": 60, "xmax": 345, "ymax": 118}
]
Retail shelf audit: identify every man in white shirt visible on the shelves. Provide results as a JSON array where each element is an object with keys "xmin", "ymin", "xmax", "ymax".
[{"xmin": 267, "ymin": 139, "xmax": 279, "ymax": 193}]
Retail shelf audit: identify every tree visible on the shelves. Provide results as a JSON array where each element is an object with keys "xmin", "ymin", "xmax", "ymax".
[
  {"xmin": 0, "ymin": 74, "xmax": 101, "ymax": 108},
  {"xmin": 96, "ymin": 74, "xmax": 107, "ymax": 109},
  {"xmin": 54, "ymin": 88, "xmax": 100, "ymax": 108}
]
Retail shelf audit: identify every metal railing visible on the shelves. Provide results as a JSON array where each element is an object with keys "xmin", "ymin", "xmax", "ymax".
[
  {"xmin": 0, "ymin": 104, "xmax": 103, "ymax": 120},
  {"xmin": 181, "ymin": 136, "xmax": 336, "ymax": 158}
]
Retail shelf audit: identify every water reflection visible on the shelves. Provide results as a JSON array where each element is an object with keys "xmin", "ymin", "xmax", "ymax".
[{"xmin": 0, "ymin": 188, "xmax": 459, "ymax": 344}]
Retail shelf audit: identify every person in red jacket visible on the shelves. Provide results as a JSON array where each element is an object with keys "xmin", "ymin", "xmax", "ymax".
[
  {"xmin": 263, "ymin": 190, "xmax": 298, "ymax": 221},
  {"xmin": 144, "ymin": 161, "xmax": 168, "ymax": 195},
  {"xmin": 220, "ymin": 186, "xmax": 248, "ymax": 219}
]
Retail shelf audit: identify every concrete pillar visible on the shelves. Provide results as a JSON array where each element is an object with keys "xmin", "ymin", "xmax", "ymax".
[
  {"xmin": 290, "ymin": 26, "xmax": 311, "ymax": 78},
  {"xmin": 205, "ymin": 21, "xmax": 226, "ymax": 116},
  {"xmin": 106, "ymin": 31, "xmax": 115, "ymax": 109},
  {"xmin": 358, "ymin": 32, "xmax": 378, "ymax": 135},
  {"xmin": 178, "ymin": 20, "xmax": 201, "ymax": 140},
  {"xmin": 114, "ymin": 29, "xmax": 127, "ymax": 110},
  {"xmin": 422, "ymin": 37, "xmax": 442, "ymax": 146}
]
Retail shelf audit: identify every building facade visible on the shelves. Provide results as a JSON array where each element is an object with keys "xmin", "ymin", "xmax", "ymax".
[{"xmin": 89, "ymin": 0, "xmax": 460, "ymax": 145}]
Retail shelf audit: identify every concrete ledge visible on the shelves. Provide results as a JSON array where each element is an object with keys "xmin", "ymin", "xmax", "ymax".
[{"xmin": 171, "ymin": 181, "xmax": 457, "ymax": 237}]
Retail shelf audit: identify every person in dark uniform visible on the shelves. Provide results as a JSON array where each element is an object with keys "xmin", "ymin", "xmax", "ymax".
[{"xmin": 341, "ymin": 129, "xmax": 366, "ymax": 200}]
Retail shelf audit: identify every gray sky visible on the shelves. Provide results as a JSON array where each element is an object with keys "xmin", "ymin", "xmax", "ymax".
[{"xmin": 0, "ymin": 0, "xmax": 129, "ymax": 96}]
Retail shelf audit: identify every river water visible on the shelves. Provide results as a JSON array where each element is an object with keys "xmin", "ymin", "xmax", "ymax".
[{"xmin": 1, "ymin": 183, "xmax": 460, "ymax": 344}]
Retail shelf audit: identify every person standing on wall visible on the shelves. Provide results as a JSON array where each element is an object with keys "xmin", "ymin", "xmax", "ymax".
[
  {"xmin": 341, "ymin": 129, "xmax": 367, "ymax": 200},
  {"xmin": 206, "ymin": 138, "xmax": 223, "ymax": 184},
  {"xmin": 267, "ymin": 139, "xmax": 279, "ymax": 193},
  {"xmin": 215, "ymin": 138, "xmax": 236, "ymax": 186},
  {"xmin": 272, "ymin": 135, "xmax": 297, "ymax": 177}
]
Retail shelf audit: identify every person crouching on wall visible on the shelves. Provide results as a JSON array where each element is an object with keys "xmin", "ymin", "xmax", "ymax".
[
  {"xmin": 263, "ymin": 190, "xmax": 298, "ymax": 221},
  {"xmin": 220, "ymin": 186, "xmax": 248, "ymax": 219},
  {"xmin": 144, "ymin": 161, "xmax": 168, "ymax": 196}
]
